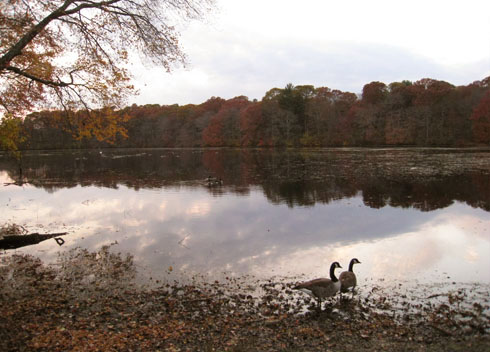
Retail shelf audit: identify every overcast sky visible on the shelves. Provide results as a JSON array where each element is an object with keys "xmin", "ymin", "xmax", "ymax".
[{"xmin": 130, "ymin": 0, "xmax": 490, "ymax": 106}]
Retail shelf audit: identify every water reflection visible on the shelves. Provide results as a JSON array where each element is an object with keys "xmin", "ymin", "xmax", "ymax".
[
  {"xmin": 0, "ymin": 148, "xmax": 489, "ymax": 285},
  {"xmin": 1, "ymin": 148, "xmax": 489, "ymax": 211}
]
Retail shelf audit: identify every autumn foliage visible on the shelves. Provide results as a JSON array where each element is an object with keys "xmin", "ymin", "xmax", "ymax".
[
  {"xmin": 4, "ymin": 77, "xmax": 490, "ymax": 150},
  {"xmin": 470, "ymin": 90, "xmax": 490, "ymax": 144},
  {"xmin": 0, "ymin": 0, "xmax": 213, "ymax": 149}
]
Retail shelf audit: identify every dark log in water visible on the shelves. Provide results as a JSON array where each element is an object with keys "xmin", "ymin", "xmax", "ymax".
[{"xmin": 0, "ymin": 232, "xmax": 68, "ymax": 250}]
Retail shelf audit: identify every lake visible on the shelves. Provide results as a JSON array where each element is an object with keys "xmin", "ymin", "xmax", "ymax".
[{"xmin": 1, "ymin": 148, "xmax": 489, "ymax": 295}]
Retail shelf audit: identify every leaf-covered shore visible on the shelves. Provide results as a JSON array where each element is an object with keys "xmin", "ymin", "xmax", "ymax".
[{"xmin": 1, "ymin": 246, "xmax": 489, "ymax": 352}]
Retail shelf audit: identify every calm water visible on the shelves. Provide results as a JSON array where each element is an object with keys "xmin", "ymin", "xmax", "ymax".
[{"xmin": 1, "ymin": 148, "xmax": 489, "ymax": 289}]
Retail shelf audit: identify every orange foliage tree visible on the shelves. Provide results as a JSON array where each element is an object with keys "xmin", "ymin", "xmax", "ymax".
[{"xmin": 0, "ymin": 0, "xmax": 213, "ymax": 146}]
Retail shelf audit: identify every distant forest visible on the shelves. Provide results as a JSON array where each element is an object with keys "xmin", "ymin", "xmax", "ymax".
[{"xmin": 17, "ymin": 77, "xmax": 490, "ymax": 149}]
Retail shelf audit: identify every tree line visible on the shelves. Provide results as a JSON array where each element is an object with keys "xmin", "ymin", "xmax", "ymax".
[{"xmin": 14, "ymin": 76, "xmax": 490, "ymax": 149}]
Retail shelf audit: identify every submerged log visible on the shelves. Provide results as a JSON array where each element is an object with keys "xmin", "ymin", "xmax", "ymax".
[{"xmin": 0, "ymin": 232, "xmax": 68, "ymax": 250}]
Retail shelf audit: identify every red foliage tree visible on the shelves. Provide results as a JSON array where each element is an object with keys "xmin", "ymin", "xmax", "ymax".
[
  {"xmin": 362, "ymin": 82, "xmax": 388, "ymax": 105},
  {"xmin": 411, "ymin": 78, "xmax": 454, "ymax": 106},
  {"xmin": 240, "ymin": 103, "xmax": 265, "ymax": 146},
  {"xmin": 202, "ymin": 113, "xmax": 224, "ymax": 146},
  {"xmin": 470, "ymin": 90, "xmax": 490, "ymax": 144},
  {"xmin": 199, "ymin": 97, "xmax": 226, "ymax": 115},
  {"xmin": 202, "ymin": 96, "xmax": 251, "ymax": 146}
]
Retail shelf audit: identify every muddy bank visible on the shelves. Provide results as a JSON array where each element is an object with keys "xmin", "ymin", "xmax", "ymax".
[{"xmin": 1, "ymin": 247, "xmax": 489, "ymax": 351}]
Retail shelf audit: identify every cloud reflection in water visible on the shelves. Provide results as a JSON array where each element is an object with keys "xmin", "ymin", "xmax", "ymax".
[{"xmin": 1, "ymin": 178, "xmax": 488, "ymax": 285}]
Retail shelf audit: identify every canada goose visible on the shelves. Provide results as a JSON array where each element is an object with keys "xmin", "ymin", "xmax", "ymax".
[
  {"xmin": 339, "ymin": 258, "xmax": 361, "ymax": 296},
  {"xmin": 294, "ymin": 261, "xmax": 342, "ymax": 309}
]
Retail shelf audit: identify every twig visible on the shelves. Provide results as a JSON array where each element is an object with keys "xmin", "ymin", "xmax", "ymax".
[
  {"xmin": 178, "ymin": 236, "xmax": 190, "ymax": 249},
  {"xmin": 182, "ymin": 297, "xmax": 213, "ymax": 303},
  {"xmin": 427, "ymin": 294, "xmax": 446, "ymax": 299},
  {"xmin": 429, "ymin": 323, "xmax": 454, "ymax": 336},
  {"xmin": 244, "ymin": 318, "xmax": 266, "ymax": 325}
]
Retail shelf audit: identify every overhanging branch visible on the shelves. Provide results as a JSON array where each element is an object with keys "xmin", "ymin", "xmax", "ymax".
[
  {"xmin": 0, "ymin": 0, "xmax": 123, "ymax": 70},
  {"xmin": 6, "ymin": 66, "xmax": 71, "ymax": 87}
]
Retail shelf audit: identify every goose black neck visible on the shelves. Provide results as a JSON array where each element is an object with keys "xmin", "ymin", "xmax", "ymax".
[
  {"xmin": 329, "ymin": 263, "xmax": 338, "ymax": 282},
  {"xmin": 349, "ymin": 259, "xmax": 356, "ymax": 272}
]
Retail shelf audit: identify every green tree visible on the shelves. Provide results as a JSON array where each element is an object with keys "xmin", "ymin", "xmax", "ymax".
[{"xmin": 277, "ymin": 83, "xmax": 311, "ymax": 135}]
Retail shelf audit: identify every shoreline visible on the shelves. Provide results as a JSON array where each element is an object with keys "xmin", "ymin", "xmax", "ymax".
[{"xmin": 1, "ymin": 248, "xmax": 488, "ymax": 351}]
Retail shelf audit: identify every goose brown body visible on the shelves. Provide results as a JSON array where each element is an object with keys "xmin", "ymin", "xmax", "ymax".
[
  {"xmin": 295, "ymin": 278, "xmax": 341, "ymax": 298},
  {"xmin": 294, "ymin": 262, "xmax": 342, "ymax": 308},
  {"xmin": 339, "ymin": 258, "xmax": 361, "ymax": 293},
  {"xmin": 339, "ymin": 271, "xmax": 356, "ymax": 293}
]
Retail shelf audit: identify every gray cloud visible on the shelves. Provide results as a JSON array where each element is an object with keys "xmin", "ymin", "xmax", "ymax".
[{"xmin": 132, "ymin": 38, "xmax": 489, "ymax": 105}]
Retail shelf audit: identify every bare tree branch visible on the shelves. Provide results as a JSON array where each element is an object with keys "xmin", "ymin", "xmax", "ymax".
[{"xmin": 6, "ymin": 65, "xmax": 71, "ymax": 87}]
